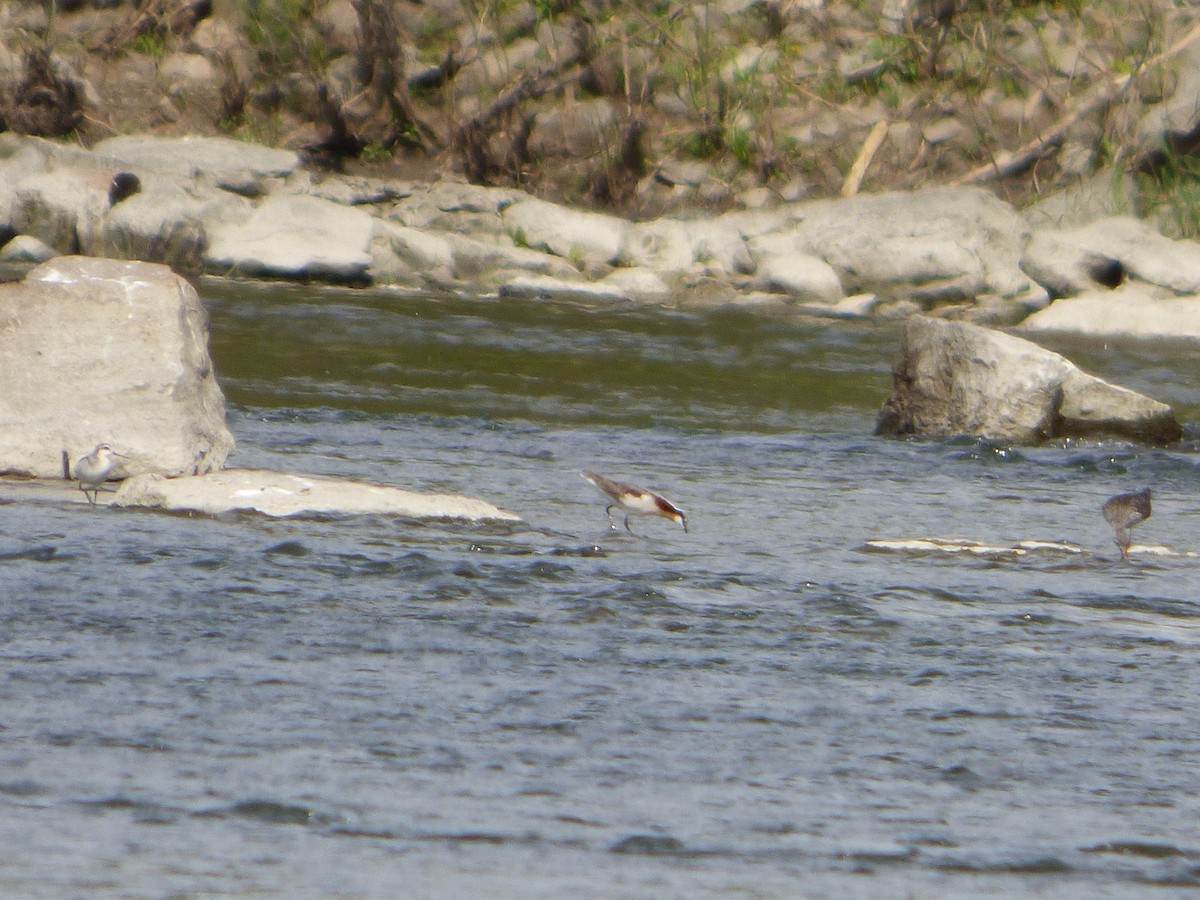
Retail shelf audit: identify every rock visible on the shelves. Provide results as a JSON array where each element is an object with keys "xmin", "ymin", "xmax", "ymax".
[
  {"xmin": 747, "ymin": 186, "xmax": 1043, "ymax": 305},
  {"xmin": 1021, "ymin": 229, "xmax": 1124, "ymax": 298},
  {"xmin": 875, "ymin": 315, "xmax": 1182, "ymax": 445},
  {"xmin": 799, "ymin": 292, "xmax": 879, "ymax": 319},
  {"xmin": 618, "ymin": 218, "xmax": 752, "ymax": 274},
  {"xmin": 95, "ymin": 177, "xmax": 251, "ymax": 272},
  {"xmin": 113, "ymin": 469, "xmax": 521, "ymax": 521},
  {"xmin": 1023, "ymin": 170, "xmax": 1138, "ymax": 230},
  {"xmin": 1020, "ymin": 283, "xmax": 1200, "ymax": 340},
  {"xmin": 756, "ymin": 252, "xmax": 843, "ymax": 301},
  {"xmin": 446, "ymin": 232, "xmax": 580, "ymax": 282},
  {"xmin": 369, "ymin": 220, "xmax": 456, "ymax": 284},
  {"xmin": 502, "ymin": 195, "xmax": 627, "ymax": 269},
  {"xmin": 498, "ymin": 274, "xmax": 629, "ymax": 302},
  {"xmin": 205, "ymin": 194, "xmax": 374, "ymax": 283},
  {"xmin": 0, "ymin": 234, "xmax": 56, "ymax": 263},
  {"xmin": 160, "ymin": 52, "xmax": 217, "ymax": 93},
  {"xmin": 599, "ymin": 267, "xmax": 672, "ymax": 301},
  {"xmin": 1042, "ymin": 217, "xmax": 1200, "ymax": 295},
  {"xmin": 91, "ymin": 135, "xmax": 301, "ymax": 193},
  {"xmin": 9, "ymin": 169, "xmax": 109, "ymax": 254},
  {"xmin": 1135, "ymin": 40, "xmax": 1200, "ymax": 162},
  {"xmin": 0, "ymin": 256, "xmax": 234, "ymax": 479}
]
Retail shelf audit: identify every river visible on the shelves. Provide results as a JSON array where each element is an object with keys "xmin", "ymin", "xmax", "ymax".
[{"xmin": 3, "ymin": 282, "xmax": 1200, "ymax": 897}]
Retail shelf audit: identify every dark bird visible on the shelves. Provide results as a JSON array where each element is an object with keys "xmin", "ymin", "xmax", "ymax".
[
  {"xmin": 580, "ymin": 470, "xmax": 687, "ymax": 534},
  {"xmin": 1102, "ymin": 488, "xmax": 1152, "ymax": 559}
]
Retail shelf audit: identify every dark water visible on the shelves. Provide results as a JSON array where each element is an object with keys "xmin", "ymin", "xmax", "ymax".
[{"xmin": 4, "ymin": 283, "xmax": 1200, "ymax": 897}]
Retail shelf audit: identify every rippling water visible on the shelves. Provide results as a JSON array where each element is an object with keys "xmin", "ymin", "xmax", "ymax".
[{"xmin": 4, "ymin": 283, "xmax": 1200, "ymax": 897}]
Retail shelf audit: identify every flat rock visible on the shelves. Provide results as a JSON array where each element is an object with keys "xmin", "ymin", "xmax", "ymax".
[
  {"xmin": 0, "ymin": 256, "xmax": 234, "ymax": 478},
  {"xmin": 861, "ymin": 538, "xmax": 1084, "ymax": 556},
  {"xmin": 91, "ymin": 135, "xmax": 300, "ymax": 187},
  {"xmin": 498, "ymin": 274, "xmax": 629, "ymax": 302},
  {"xmin": 875, "ymin": 315, "xmax": 1182, "ymax": 445},
  {"xmin": 205, "ymin": 194, "xmax": 374, "ymax": 283},
  {"xmin": 114, "ymin": 469, "xmax": 521, "ymax": 521},
  {"xmin": 1020, "ymin": 283, "xmax": 1200, "ymax": 339}
]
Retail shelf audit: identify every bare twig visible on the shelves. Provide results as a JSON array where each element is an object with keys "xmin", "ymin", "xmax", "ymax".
[{"xmin": 956, "ymin": 22, "xmax": 1200, "ymax": 185}]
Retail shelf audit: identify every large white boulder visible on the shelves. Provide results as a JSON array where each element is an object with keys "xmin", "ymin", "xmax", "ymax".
[
  {"xmin": 114, "ymin": 469, "xmax": 521, "ymax": 521},
  {"xmin": 1038, "ymin": 217, "xmax": 1200, "ymax": 295},
  {"xmin": 501, "ymin": 195, "xmax": 627, "ymax": 269},
  {"xmin": 1020, "ymin": 283, "xmax": 1200, "ymax": 339},
  {"xmin": 748, "ymin": 187, "xmax": 1043, "ymax": 304},
  {"xmin": 875, "ymin": 315, "xmax": 1181, "ymax": 444},
  {"xmin": 91, "ymin": 134, "xmax": 300, "ymax": 191},
  {"xmin": 205, "ymin": 194, "xmax": 374, "ymax": 282},
  {"xmin": 0, "ymin": 256, "xmax": 234, "ymax": 479}
]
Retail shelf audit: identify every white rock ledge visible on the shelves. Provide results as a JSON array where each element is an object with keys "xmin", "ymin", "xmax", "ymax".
[{"xmin": 112, "ymin": 469, "xmax": 521, "ymax": 521}]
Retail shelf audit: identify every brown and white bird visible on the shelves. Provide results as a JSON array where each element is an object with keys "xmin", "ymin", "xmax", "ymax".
[
  {"xmin": 1102, "ymin": 488, "xmax": 1152, "ymax": 559},
  {"xmin": 75, "ymin": 443, "xmax": 127, "ymax": 506},
  {"xmin": 580, "ymin": 470, "xmax": 687, "ymax": 534}
]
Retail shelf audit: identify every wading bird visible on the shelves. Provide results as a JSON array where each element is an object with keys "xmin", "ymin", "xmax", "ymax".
[
  {"xmin": 1102, "ymin": 487, "xmax": 1151, "ymax": 559},
  {"xmin": 580, "ymin": 470, "xmax": 687, "ymax": 534}
]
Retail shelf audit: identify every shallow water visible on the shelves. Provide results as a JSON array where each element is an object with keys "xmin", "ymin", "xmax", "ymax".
[{"xmin": 4, "ymin": 284, "xmax": 1200, "ymax": 897}]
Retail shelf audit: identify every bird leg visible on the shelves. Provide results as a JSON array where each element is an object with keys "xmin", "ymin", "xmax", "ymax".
[{"xmin": 605, "ymin": 504, "xmax": 618, "ymax": 530}]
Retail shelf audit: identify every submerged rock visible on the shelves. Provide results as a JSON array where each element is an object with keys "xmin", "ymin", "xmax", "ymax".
[
  {"xmin": 114, "ymin": 469, "xmax": 521, "ymax": 521},
  {"xmin": 875, "ymin": 316, "xmax": 1182, "ymax": 445},
  {"xmin": 0, "ymin": 256, "xmax": 234, "ymax": 479}
]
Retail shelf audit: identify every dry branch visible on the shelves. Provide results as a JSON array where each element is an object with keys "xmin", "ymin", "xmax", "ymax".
[{"xmin": 956, "ymin": 22, "xmax": 1200, "ymax": 185}]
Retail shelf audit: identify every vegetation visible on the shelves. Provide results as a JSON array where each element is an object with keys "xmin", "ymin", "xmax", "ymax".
[{"xmin": 2, "ymin": 0, "xmax": 1199, "ymax": 227}]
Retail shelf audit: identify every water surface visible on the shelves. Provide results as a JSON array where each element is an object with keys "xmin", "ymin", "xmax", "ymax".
[{"xmin": 3, "ymin": 284, "xmax": 1200, "ymax": 897}]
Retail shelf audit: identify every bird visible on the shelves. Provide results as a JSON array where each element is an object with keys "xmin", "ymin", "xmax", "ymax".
[
  {"xmin": 580, "ymin": 470, "xmax": 687, "ymax": 534},
  {"xmin": 1102, "ymin": 488, "xmax": 1152, "ymax": 559},
  {"xmin": 74, "ymin": 443, "xmax": 128, "ymax": 506}
]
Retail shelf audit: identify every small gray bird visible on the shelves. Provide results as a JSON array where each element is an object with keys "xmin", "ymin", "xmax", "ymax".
[
  {"xmin": 580, "ymin": 470, "xmax": 687, "ymax": 534},
  {"xmin": 1102, "ymin": 488, "xmax": 1152, "ymax": 559},
  {"xmin": 75, "ymin": 443, "xmax": 127, "ymax": 506}
]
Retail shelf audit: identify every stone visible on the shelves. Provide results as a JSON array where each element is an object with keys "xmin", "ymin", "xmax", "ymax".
[
  {"xmin": 1023, "ymin": 170, "xmax": 1137, "ymax": 230},
  {"xmin": 9, "ymin": 169, "xmax": 109, "ymax": 254},
  {"xmin": 0, "ymin": 256, "xmax": 234, "ymax": 479},
  {"xmin": 446, "ymin": 232, "xmax": 580, "ymax": 282},
  {"xmin": 369, "ymin": 220, "xmax": 456, "ymax": 284},
  {"xmin": 95, "ymin": 178, "xmax": 251, "ymax": 272},
  {"xmin": 1020, "ymin": 283, "xmax": 1200, "ymax": 340},
  {"xmin": 875, "ymin": 315, "xmax": 1181, "ymax": 445},
  {"xmin": 1044, "ymin": 217, "xmax": 1200, "ymax": 295},
  {"xmin": 113, "ymin": 469, "xmax": 521, "ymax": 521},
  {"xmin": 0, "ymin": 234, "xmax": 56, "ymax": 263},
  {"xmin": 1136, "ymin": 40, "xmax": 1200, "ymax": 160},
  {"xmin": 756, "ymin": 252, "xmax": 844, "ymax": 301},
  {"xmin": 502, "ymin": 195, "xmax": 627, "ymax": 268},
  {"xmin": 498, "ymin": 274, "xmax": 629, "ymax": 302},
  {"xmin": 91, "ymin": 135, "xmax": 300, "ymax": 192},
  {"xmin": 619, "ymin": 218, "xmax": 752, "ymax": 274},
  {"xmin": 205, "ymin": 194, "xmax": 374, "ymax": 283},
  {"xmin": 599, "ymin": 267, "xmax": 672, "ymax": 301},
  {"xmin": 1021, "ymin": 229, "xmax": 1124, "ymax": 298},
  {"xmin": 747, "ymin": 186, "xmax": 1041, "ymax": 304}
]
